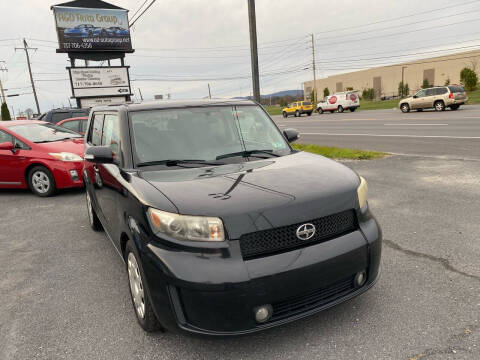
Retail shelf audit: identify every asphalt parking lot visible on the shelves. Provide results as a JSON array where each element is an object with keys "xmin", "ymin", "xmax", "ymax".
[{"xmin": 1, "ymin": 109, "xmax": 479, "ymax": 359}]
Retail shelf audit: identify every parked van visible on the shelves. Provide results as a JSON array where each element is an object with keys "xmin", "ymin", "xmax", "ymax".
[{"xmin": 316, "ymin": 91, "xmax": 360, "ymax": 113}]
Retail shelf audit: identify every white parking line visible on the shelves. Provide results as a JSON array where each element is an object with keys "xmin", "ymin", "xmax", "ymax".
[
  {"xmin": 383, "ymin": 124, "xmax": 449, "ymax": 126},
  {"xmin": 300, "ymin": 132, "xmax": 480, "ymax": 139}
]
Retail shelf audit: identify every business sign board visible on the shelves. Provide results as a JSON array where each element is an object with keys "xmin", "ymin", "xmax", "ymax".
[
  {"xmin": 68, "ymin": 66, "xmax": 131, "ymax": 98},
  {"xmin": 80, "ymin": 96, "xmax": 127, "ymax": 108},
  {"xmin": 53, "ymin": 6, "xmax": 132, "ymax": 52}
]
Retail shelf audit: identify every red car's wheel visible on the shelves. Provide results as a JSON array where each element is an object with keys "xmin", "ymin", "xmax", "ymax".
[{"xmin": 28, "ymin": 166, "xmax": 57, "ymax": 197}]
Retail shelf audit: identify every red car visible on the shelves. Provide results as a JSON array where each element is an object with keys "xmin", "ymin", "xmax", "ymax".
[
  {"xmin": 0, "ymin": 120, "xmax": 85, "ymax": 197},
  {"xmin": 57, "ymin": 117, "xmax": 89, "ymax": 135}
]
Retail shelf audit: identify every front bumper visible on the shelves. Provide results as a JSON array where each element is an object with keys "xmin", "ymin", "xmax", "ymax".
[
  {"xmin": 49, "ymin": 161, "xmax": 84, "ymax": 189},
  {"xmin": 138, "ymin": 209, "xmax": 381, "ymax": 336}
]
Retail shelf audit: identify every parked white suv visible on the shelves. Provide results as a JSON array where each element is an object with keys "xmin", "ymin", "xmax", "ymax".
[{"xmin": 317, "ymin": 91, "xmax": 360, "ymax": 113}]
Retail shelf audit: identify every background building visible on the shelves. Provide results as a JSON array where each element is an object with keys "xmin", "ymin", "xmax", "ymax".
[{"xmin": 304, "ymin": 50, "xmax": 480, "ymax": 100}]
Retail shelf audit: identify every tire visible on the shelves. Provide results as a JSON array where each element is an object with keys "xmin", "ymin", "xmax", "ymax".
[
  {"xmin": 28, "ymin": 166, "xmax": 56, "ymax": 197},
  {"xmin": 400, "ymin": 103, "xmax": 410, "ymax": 113},
  {"xmin": 317, "ymin": 108, "xmax": 323, "ymax": 114},
  {"xmin": 125, "ymin": 240, "xmax": 162, "ymax": 332},
  {"xmin": 86, "ymin": 190, "xmax": 103, "ymax": 231},
  {"xmin": 350, "ymin": 107, "xmax": 356, "ymax": 112},
  {"xmin": 295, "ymin": 110, "xmax": 300, "ymax": 117},
  {"xmin": 307, "ymin": 112, "xmax": 312, "ymax": 116},
  {"xmin": 337, "ymin": 105, "xmax": 344, "ymax": 113},
  {"xmin": 434, "ymin": 100, "xmax": 445, "ymax": 111},
  {"xmin": 282, "ymin": 111, "xmax": 288, "ymax": 118},
  {"xmin": 450, "ymin": 104, "xmax": 459, "ymax": 110}
]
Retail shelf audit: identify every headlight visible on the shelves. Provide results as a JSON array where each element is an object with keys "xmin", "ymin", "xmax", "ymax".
[
  {"xmin": 49, "ymin": 152, "xmax": 83, "ymax": 162},
  {"xmin": 357, "ymin": 176, "xmax": 368, "ymax": 209},
  {"xmin": 147, "ymin": 208, "xmax": 225, "ymax": 242}
]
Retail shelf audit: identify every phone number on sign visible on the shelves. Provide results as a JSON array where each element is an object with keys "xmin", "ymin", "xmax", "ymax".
[{"xmin": 62, "ymin": 42, "xmax": 93, "ymax": 49}]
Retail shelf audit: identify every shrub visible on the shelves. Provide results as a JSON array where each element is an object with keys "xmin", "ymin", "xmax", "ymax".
[
  {"xmin": 362, "ymin": 88, "xmax": 375, "ymax": 101},
  {"xmin": 422, "ymin": 79, "xmax": 430, "ymax": 89},
  {"xmin": 345, "ymin": 87, "xmax": 353, "ymax": 91},
  {"xmin": 444, "ymin": 78, "xmax": 450, "ymax": 86},
  {"xmin": 398, "ymin": 82, "xmax": 409, "ymax": 98},
  {"xmin": 323, "ymin": 87, "xmax": 330, "ymax": 98},
  {"xmin": 1, "ymin": 102, "xmax": 11, "ymax": 120},
  {"xmin": 460, "ymin": 67, "xmax": 478, "ymax": 91}
]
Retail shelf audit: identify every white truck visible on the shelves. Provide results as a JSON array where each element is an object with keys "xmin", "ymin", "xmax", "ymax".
[{"xmin": 316, "ymin": 91, "xmax": 360, "ymax": 113}]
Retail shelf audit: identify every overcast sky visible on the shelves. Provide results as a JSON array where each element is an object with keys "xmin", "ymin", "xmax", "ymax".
[{"xmin": 1, "ymin": 0, "xmax": 480, "ymax": 114}]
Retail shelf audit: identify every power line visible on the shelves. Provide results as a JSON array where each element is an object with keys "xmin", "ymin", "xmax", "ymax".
[
  {"xmin": 318, "ymin": 17, "xmax": 480, "ymax": 47},
  {"xmin": 15, "ymin": 39, "xmax": 40, "ymax": 114},
  {"xmin": 315, "ymin": 8, "xmax": 480, "ymax": 43},
  {"xmin": 130, "ymin": 0, "xmax": 150, "ymax": 21},
  {"xmin": 315, "ymin": 0, "xmax": 480, "ymax": 36},
  {"xmin": 129, "ymin": 0, "xmax": 158, "ymax": 28}
]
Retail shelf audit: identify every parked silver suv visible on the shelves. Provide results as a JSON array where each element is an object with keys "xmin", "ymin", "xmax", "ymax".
[{"xmin": 399, "ymin": 85, "xmax": 468, "ymax": 113}]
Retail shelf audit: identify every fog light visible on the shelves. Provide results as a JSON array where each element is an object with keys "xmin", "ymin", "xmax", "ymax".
[
  {"xmin": 254, "ymin": 304, "xmax": 273, "ymax": 323},
  {"xmin": 354, "ymin": 271, "xmax": 367, "ymax": 287},
  {"xmin": 69, "ymin": 170, "xmax": 79, "ymax": 181}
]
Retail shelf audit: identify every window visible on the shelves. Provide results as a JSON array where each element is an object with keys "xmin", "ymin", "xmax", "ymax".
[
  {"xmin": 0, "ymin": 130, "xmax": 13, "ymax": 144},
  {"xmin": 101, "ymin": 114, "xmax": 120, "ymax": 157},
  {"xmin": 72, "ymin": 110, "xmax": 89, "ymax": 118},
  {"xmin": 89, "ymin": 114, "xmax": 104, "ymax": 146},
  {"xmin": 448, "ymin": 85, "xmax": 465, "ymax": 93},
  {"xmin": 80, "ymin": 120, "xmax": 89, "ymax": 133},
  {"xmin": 434, "ymin": 88, "xmax": 448, "ymax": 95},
  {"xmin": 302, "ymin": 102, "xmax": 311, "ymax": 106},
  {"xmin": 425, "ymin": 88, "xmax": 435, "ymax": 96},
  {"xmin": 61, "ymin": 120, "xmax": 80, "ymax": 132},
  {"xmin": 10, "ymin": 124, "xmax": 81, "ymax": 144},
  {"xmin": 130, "ymin": 106, "xmax": 290, "ymax": 165},
  {"xmin": 416, "ymin": 90, "xmax": 426, "ymax": 98},
  {"xmin": 51, "ymin": 112, "xmax": 69, "ymax": 124}
]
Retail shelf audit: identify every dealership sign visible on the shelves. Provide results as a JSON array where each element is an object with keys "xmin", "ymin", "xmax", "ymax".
[
  {"xmin": 53, "ymin": 6, "xmax": 132, "ymax": 52},
  {"xmin": 68, "ymin": 66, "xmax": 131, "ymax": 98},
  {"xmin": 80, "ymin": 96, "xmax": 127, "ymax": 108}
]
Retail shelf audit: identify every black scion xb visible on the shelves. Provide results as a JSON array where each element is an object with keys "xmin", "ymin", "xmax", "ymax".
[{"xmin": 83, "ymin": 99, "xmax": 381, "ymax": 335}]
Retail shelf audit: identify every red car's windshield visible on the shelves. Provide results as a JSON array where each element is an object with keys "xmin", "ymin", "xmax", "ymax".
[{"xmin": 10, "ymin": 123, "xmax": 83, "ymax": 143}]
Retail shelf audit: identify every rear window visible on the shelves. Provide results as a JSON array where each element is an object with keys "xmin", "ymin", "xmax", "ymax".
[
  {"xmin": 448, "ymin": 85, "xmax": 465, "ymax": 93},
  {"xmin": 302, "ymin": 102, "xmax": 311, "ymax": 106},
  {"xmin": 51, "ymin": 112, "xmax": 69, "ymax": 124},
  {"xmin": 72, "ymin": 110, "xmax": 89, "ymax": 118}
]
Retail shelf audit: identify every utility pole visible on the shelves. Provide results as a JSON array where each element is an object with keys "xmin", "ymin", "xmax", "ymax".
[
  {"xmin": 401, "ymin": 66, "xmax": 407, "ymax": 97},
  {"xmin": 138, "ymin": 88, "xmax": 144, "ymax": 101},
  {"xmin": 0, "ymin": 61, "xmax": 6, "ymax": 103},
  {"xmin": 208, "ymin": 83, "xmax": 212, "ymax": 99},
  {"xmin": 247, "ymin": 0, "xmax": 260, "ymax": 103},
  {"xmin": 310, "ymin": 34, "xmax": 318, "ymax": 105},
  {"xmin": 16, "ymin": 39, "xmax": 40, "ymax": 115}
]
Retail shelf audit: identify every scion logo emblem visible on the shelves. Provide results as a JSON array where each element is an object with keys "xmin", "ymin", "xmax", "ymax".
[{"xmin": 296, "ymin": 223, "xmax": 316, "ymax": 240}]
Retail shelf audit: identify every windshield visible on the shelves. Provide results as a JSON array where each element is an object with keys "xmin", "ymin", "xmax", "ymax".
[
  {"xmin": 11, "ymin": 123, "xmax": 83, "ymax": 143},
  {"xmin": 130, "ymin": 105, "xmax": 291, "ymax": 166}
]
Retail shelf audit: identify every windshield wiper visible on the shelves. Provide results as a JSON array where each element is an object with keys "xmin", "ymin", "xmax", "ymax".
[
  {"xmin": 216, "ymin": 149, "xmax": 280, "ymax": 160},
  {"xmin": 137, "ymin": 159, "xmax": 225, "ymax": 167}
]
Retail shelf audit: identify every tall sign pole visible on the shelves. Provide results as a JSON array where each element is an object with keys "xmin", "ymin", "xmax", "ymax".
[
  {"xmin": 247, "ymin": 0, "xmax": 260, "ymax": 103},
  {"xmin": 311, "ymin": 34, "xmax": 318, "ymax": 105},
  {"xmin": 0, "ymin": 61, "xmax": 7, "ymax": 103},
  {"xmin": 16, "ymin": 39, "xmax": 40, "ymax": 114}
]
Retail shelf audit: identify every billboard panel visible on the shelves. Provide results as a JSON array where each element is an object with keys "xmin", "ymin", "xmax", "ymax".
[
  {"xmin": 69, "ymin": 67, "xmax": 131, "ymax": 98},
  {"xmin": 53, "ymin": 6, "xmax": 132, "ymax": 52}
]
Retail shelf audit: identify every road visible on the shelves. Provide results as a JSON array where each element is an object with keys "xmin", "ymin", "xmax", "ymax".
[
  {"xmin": 272, "ymin": 104, "xmax": 480, "ymax": 160},
  {"xmin": 1, "ymin": 153, "xmax": 479, "ymax": 359}
]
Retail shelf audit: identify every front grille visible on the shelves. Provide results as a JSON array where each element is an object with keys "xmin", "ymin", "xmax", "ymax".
[
  {"xmin": 269, "ymin": 276, "xmax": 355, "ymax": 322},
  {"xmin": 239, "ymin": 210, "xmax": 357, "ymax": 260}
]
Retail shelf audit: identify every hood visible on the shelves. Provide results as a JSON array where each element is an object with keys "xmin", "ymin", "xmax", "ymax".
[
  {"xmin": 138, "ymin": 152, "xmax": 361, "ymax": 239},
  {"xmin": 35, "ymin": 138, "xmax": 85, "ymax": 158}
]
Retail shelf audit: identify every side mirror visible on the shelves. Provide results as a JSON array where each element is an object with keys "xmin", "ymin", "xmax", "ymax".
[
  {"xmin": 283, "ymin": 128, "xmax": 300, "ymax": 143},
  {"xmin": 0, "ymin": 142, "xmax": 14, "ymax": 151},
  {"xmin": 413, "ymin": 95, "xmax": 418, "ymax": 98},
  {"xmin": 85, "ymin": 146, "xmax": 114, "ymax": 164}
]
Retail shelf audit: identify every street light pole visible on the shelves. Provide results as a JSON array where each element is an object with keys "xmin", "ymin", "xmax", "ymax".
[
  {"xmin": 247, "ymin": 0, "xmax": 260, "ymax": 103},
  {"xmin": 401, "ymin": 66, "xmax": 407, "ymax": 97}
]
